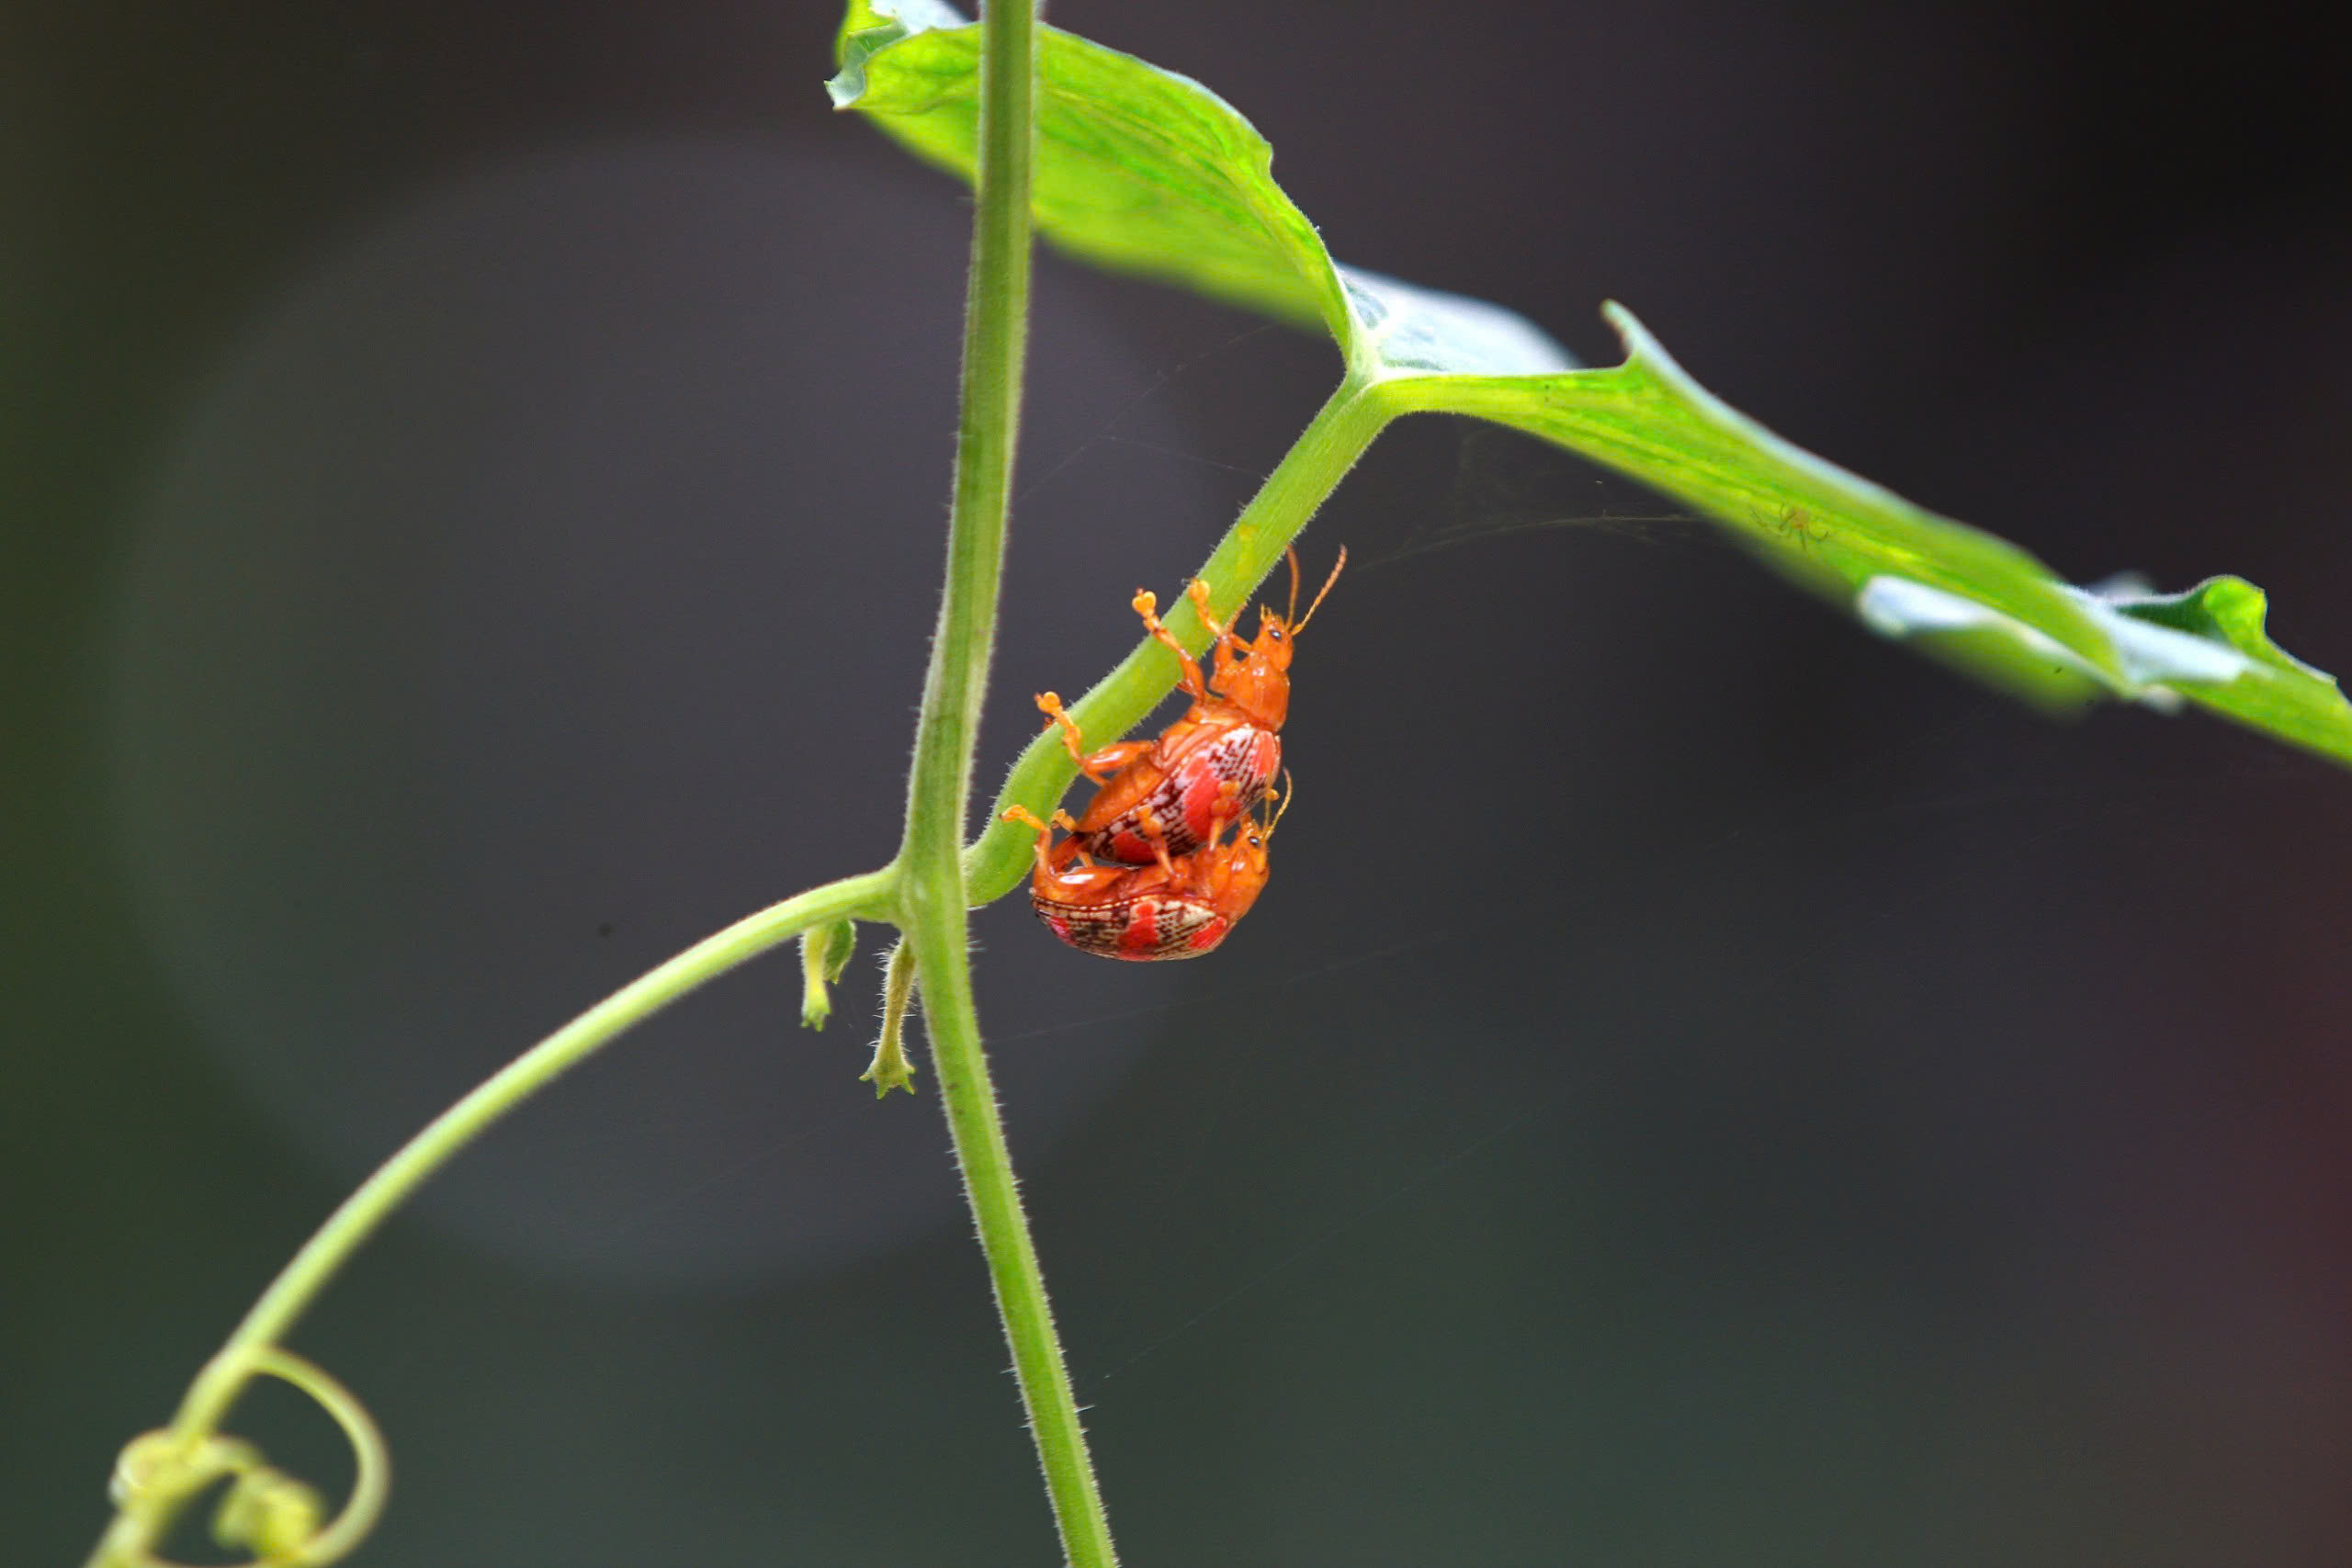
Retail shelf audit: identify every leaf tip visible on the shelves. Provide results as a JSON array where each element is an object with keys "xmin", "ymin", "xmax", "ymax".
[{"xmin": 1596, "ymin": 299, "xmax": 1670, "ymax": 372}]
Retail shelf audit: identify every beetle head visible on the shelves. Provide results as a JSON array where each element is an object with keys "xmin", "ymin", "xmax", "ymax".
[
  {"xmin": 1210, "ymin": 547, "xmax": 1345, "ymax": 727},
  {"xmin": 1206, "ymin": 772, "xmax": 1292, "ymax": 924}
]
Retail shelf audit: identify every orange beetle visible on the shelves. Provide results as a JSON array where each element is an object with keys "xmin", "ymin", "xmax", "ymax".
[
  {"xmin": 1036, "ymin": 546, "xmax": 1342, "ymax": 866},
  {"xmin": 1001, "ymin": 779, "xmax": 1291, "ymax": 962}
]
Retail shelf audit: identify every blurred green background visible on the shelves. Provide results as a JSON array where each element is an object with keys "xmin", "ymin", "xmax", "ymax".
[{"xmin": 7, "ymin": 2, "xmax": 2349, "ymax": 1563}]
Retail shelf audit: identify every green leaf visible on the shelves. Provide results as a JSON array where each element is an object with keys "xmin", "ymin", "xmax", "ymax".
[
  {"xmin": 1376, "ymin": 310, "xmax": 2352, "ymax": 762},
  {"xmin": 831, "ymin": 0, "xmax": 1344, "ymax": 338},
  {"xmin": 2100, "ymin": 576, "xmax": 2352, "ymax": 761},
  {"xmin": 831, "ymin": 2, "xmax": 2352, "ymax": 768},
  {"xmin": 829, "ymin": 3, "xmax": 1577, "ymax": 376}
]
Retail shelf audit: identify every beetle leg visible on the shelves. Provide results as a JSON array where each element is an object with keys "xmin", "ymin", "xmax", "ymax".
[
  {"xmin": 1132, "ymin": 590, "xmax": 1210, "ymax": 703},
  {"xmin": 1038, "ymin": 693, "xmax": 1151, "ymax": 784},
  {"xmin": 1186, "ymin": 576, "xmax": 1254, "ymax": 691},
  {"xmin": 1077, "ymin": 739, "xmax": 1154, "ymax": 781},
  {"xmin": 1133, "ymin": 803, "xmax": 1180, "ymax": 877},
  {"xmin": 1049, "ymin": 808, "xmax": 1094, "ymax": 867},
  {"xmin": 1000, "ymin": 804, "xmax": 1058, "ymax": 877},
  {"xmin": 1183, "ymin": 576, "xmax": 1241, "ymax": 654},
  {"xmin": 1208, "ymin": 775, "xmax": 1243, "ymax": 831},
  {"xmin": 1190, "ymin": 576, "xmax": 1261, "ymax": 694},
  {"xmin": 1185, "ymin": 777, "xmax": 1243, "ymax": 861},
  {"xmin": 1035, "ymin": 691, "xmax": 1091, "ymax": 767}
]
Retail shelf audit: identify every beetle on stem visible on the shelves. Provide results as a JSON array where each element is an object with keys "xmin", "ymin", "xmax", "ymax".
[
  {"xmin": 1002, "ymin": 777, "xmax": 1293, "ymax": 961},
  {"xmin": 1035, "ymin": 546, "xmax": 1343, "ymax": 866}
]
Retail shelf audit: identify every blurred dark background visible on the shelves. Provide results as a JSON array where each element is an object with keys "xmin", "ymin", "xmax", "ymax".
[{"xmin": 6, "ymin": 2, "xmax": 2350, "ymax": 1562}]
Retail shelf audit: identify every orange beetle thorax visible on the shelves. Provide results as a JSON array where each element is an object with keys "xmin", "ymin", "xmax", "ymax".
[
  {"xmin": 1203, "ymin": 771, "xmax": 1292, "ymax": 927},
  {"xmin": 1213, "ymin": 841, "xmax": 1270, "ymax": 926},
  {"xmin": 1199, "ymin": 823, "xmax": 1273, "ymax": 925},
  {"xmin": 1206, "ymin": 609, "xmax": 1296, "ymax": 728}
]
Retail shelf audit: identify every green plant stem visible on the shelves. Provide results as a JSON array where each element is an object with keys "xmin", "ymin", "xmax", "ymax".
[
  {"xmin": 158, "ymin": 868, "xmax": 893, "ymax": 1447},
  {"xmin": 91, "ymin": 1348, "xmax": 392, "ymax": 1568},
  {"xmin": 889, "ymin": 2, "xmax": 1120, "ymax": 1566},
  {"xmin": 905, "ymin": 936, "xmax": 1120, "ymax": 1566},
  {"xmin": 966, "ymin": 374, "xmax": 1395, "ymax": 901}
]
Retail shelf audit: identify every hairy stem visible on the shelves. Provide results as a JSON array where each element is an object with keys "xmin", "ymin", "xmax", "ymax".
[
  {"xmin": 164, "ymin": 869, "xmax": 894, "ymax": 1444},
  {"xmin": 891, "ymin": 2, "xmax": 1118, "ymax": 1564}
]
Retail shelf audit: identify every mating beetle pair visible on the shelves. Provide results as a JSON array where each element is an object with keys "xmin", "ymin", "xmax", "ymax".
[{"xmin": 1004, "ymin": 547, "xmax": 1343, "ymax": 961}]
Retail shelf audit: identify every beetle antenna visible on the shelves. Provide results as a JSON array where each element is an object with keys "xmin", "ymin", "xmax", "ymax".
[
  {"xmin": 1293, "ymin": 546, "xmax": 1347, "ymax": 636},
  {"xmin": 1282, "ymin": 545, "xmax": 1302, "ymax": 625},
  {"xmin": 1265, "ymin": 771, "xmax": 1295, "ymax": 837}
]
